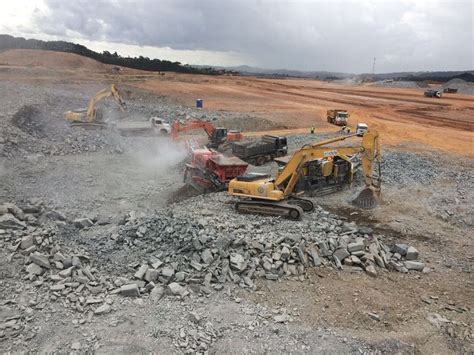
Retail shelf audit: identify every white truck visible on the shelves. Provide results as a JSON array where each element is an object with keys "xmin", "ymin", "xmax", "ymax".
[
  {"xmin": 356, "ymin": 123, "xmax": 369, "ymax": 136},
  {"xmin": 115, "ymin": 117, "xmax": 171, "ymax": 136}
]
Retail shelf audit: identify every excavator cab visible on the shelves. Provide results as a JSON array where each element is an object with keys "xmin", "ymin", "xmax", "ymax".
[{"xmin": 208, "ymin": 128, "xmax": 228, "ymax": 148}]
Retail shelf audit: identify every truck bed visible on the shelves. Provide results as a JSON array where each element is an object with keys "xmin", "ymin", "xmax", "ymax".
[{"xmin": 115, "ymin": 121, "xmax": 154, "ymax": 136}]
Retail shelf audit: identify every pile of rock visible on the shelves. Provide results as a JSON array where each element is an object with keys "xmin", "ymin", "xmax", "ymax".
[
  {"xmin": 1, "ymin": 202, "xmax": 122, "ymax": 317},
  {"xmin": 109, "ymin": 193, "xmax": 427, "ymax": 297}
]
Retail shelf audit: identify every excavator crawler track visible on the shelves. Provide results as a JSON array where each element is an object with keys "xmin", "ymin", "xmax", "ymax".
[
  {"xmin": 234, "ymin": 200, "xmax": 304, "ymax": 220},
  {"xmin": 287, "ymin": 197, "xmax": 314, "ymax": 212}
]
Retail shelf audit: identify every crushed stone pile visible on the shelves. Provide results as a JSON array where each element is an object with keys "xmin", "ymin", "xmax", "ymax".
[
  {"xmin": 105, "ymin": 193, "xmax": 428, "ymax": 293},
  {"xmin": 442, "ymin": 79, "xmax": 474, "ymax": 96},
  {"xmin": 371, "ymin": 80, "xmax": 427, "ymax": 89},
  {"xmin": 1, "ymin": 195, "xmax": 428, "ymax": 310}
]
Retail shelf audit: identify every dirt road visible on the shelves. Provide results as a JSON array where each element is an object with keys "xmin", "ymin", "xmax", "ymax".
[{"xmin": 132, "ymin": 74, "xmax": 474, "ymax": 157}]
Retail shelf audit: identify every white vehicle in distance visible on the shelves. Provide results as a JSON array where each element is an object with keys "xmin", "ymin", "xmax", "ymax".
[{"xmin": 356, "ymin": 123, "xmax": 369, "ymax": 137}]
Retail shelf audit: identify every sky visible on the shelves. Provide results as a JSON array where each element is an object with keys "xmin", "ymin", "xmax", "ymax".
[{"xmin": 0, "ymin": 0, "xmax": 472, "ymax": 73}]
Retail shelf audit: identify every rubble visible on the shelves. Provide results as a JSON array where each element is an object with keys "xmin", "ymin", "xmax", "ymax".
[{"xmin": 0, "ymin": 213, "xmax": 26, "ymax": 229}]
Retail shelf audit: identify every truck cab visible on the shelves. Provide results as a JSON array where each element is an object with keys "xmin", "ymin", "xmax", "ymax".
[
  {"xmin": 150, "ymin": 117, "xmax": 171, "ymax": 135},
  {"xmin": 424, "ymin": 90, "xmax": 442, "ymax": 98},
  {"xmin": 356, "ymin": 123, "xmax": 368, "ymax": 137}
]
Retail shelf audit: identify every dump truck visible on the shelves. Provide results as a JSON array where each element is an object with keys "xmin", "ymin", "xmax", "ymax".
[
  {"xmin": 231, "ymin": 135, "xmax": 288, "ymax": 166},
  {"xmin": 443, "ymin": 88, "xmax": 458, "ymax": 93},
  {"xmin": 327, "ymin": 109, "xmax": 349, "ymax": 126},
  {"xmin": 424, "ymin": 89, "xmax": 442, "ymax": 98},
  {"xmin": 115, "ymin": 117, "xmax": 171, "ymax": 136}
]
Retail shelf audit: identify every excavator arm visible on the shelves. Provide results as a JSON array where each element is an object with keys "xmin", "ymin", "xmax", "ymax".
[
  {"xmin": 65, "ymin": 84, "xmax": 126, "ymax": 124},
  {"xmin": 228, "ymin": 130, "xmax": 381, "ymax": 218},
  {"xmin": 276, "ymin": 130, "xmax": 380, "ymax": 198},
  {"xmin": 85, "ymin": 84, "xmax": 126, "ymax": 122},
  {"xmin": 171, "ymin": 119, "xmax": 216, "ymax": 140}
]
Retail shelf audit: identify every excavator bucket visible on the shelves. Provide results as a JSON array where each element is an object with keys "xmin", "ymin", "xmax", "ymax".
[{"xmin": 352, "ymin": 186, "xmax": 380, "ymax": 209}]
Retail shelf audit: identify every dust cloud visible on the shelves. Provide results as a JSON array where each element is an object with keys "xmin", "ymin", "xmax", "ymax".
[{"xmin": 132, "ymin": 137, "xmax": 188, "ymax": 175}]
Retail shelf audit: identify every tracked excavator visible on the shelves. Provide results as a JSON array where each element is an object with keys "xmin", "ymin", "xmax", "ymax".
[
  {"xmin": 228, "ymin": 130, "xmax": 381, "ymax": 220},
  {"xmin": 171, "ymin": 119, "xmax": 243, "ymax": 150},
  {"xmin": 64, "ymin": 84, "xmax": 126, "ymax": 128}
]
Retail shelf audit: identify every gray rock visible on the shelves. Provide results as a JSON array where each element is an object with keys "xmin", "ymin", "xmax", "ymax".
[
  {"xmin": 348, "ymin": 240, "xmax": 365, "ymax": 253},
  {"xmin": 230, "ymin": 253, "xmax": 247, "ymax": 272},
  {"xmin": 189, "ymin": 312, "xmax": 201, "ymax": 323},
  {"xmin": 30, "ymin": 253, "xmax": 50, "ymax": 269},
  {"xmin": 333, "ymin": 247, "xmax": 350, "ymax": 262},
  {"xmin": 150, "ymin": 285, "xmax": 164, "ymax": 302},
  {"xmin": 144, "ymin": 269, "xmax": 159, "ymax": 282},
  {"xmin": 201, "ymin": 249, "xmax": 214, "ymax": 265},
  {"xmin": 280, "ymin": 246, "xmax": 290, "ymax": 261},
  {"xmin": 4, "ymin": 203, "xmax": 24, "ymax": 220},
  {"xmin": 365, "ymin": 264, "xmax": 377, "ymax": 277},
  {"xmin": 307, "ymin": 246, "xmax": 321, "ymax": 266},
  {"xmin": 392, "ymin": 244, "xmax": 408, "ymax": 256},
  {"xmin": 134, "ymin": 264, "xmax": 149, "ymax": 279},
  {"xmin": 404, "ymin": 261, "xmax": 425, "ymax": 271},
  {"xmin": 94, "ymin": 304, "xmax": 111, "ymax": 315},
  {"xmin": 295, "ymin": 247, "xmax": 308, "ymax": 267},
  {"xmin": 50, "ymin": 284, "xmax": 65, "ymax": 291},
  {"xmin": 175, "ymin": 271, "xmax": 186, "ymax": 282},
  {"xmin": 46, "ymin": 210, "xmax": 67, "ymax": 221},
  {"xmin": 388, "ymin": 260, "xmax": 408, "ymax": 273},
  {"xmin": 20, "ymin": 235, "xmax": 34, "ymax": 250},
  {"xmin": 0, "ymin": 213, "xmax": 26, "ymax": 229},
  {"xmin": 26, "ymin": 263, "xmax": 44, "ymax": 275},
  {"xmin": 168, "ymin": 282, "xmax": 188, "ymax": 297},
  {"xmin": 274, "ymin": 314, "xmax": 290, "ymax": 323},
  {"xmin": 161, "ymin": 267, "xmax": 175, "ymax": 278},
  {"xmin": 73, "ymin": 218, "xmax": 94, "ymax": 229},
  {"xmin": 120, "ymin": 284, "xmax": 140, "ymax": 297},
  {"xmin": 0, "ymin": 205, "xmax": 7, "ymax": 215},
  {"xmin": 190, "ymin": 260, "xmax": 203, "ymax": 271},
  {"xmin": 405, "ymin": 246, "xmax": 419, "ymax": 260},
  {"xmin": 59, "ymin": 266, "xmax": 74, "ymax": 278}
]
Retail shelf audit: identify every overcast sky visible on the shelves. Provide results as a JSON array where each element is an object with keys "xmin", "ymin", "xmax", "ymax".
[{"xmin": 0, "ymin": 0, "xmax": 472, "ymax": 73}]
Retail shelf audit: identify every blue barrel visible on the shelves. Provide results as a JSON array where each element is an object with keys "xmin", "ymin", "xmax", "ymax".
[{"xmin": 196, "ymin": 99, "xmax": 203, "ymax": 109}]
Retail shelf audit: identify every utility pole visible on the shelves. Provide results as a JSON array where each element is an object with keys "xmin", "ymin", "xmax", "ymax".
[{"xmin": 372, "ymin": 57, "xmax": 376, "ymax": 76}]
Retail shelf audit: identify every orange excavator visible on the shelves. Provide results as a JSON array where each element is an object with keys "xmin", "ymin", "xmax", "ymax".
[{"xmin": 171, "ymin": 119, "xmax": 243, "ymax": 149}]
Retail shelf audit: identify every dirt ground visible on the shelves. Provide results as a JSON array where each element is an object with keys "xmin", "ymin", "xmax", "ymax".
[{"xmin": 0, "ymin": 50, "xmax": 473, "ymax": 354}]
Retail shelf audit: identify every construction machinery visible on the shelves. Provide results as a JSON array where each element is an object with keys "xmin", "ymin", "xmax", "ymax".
[
  {"xmin": 327, "ymin": 109, "xmax": 349, "ymax": 126},
  {"xmin": 356, "ymin": 123, "xmax": 369, "ymax": 136},
  {"xmin": 228, "ymin": 130, "xmax": 381, "ymax": 220},
  {"xmin": 424, "ymin": 89, "xmax": 442, "ymax": 98},
  {"xmin": 274, "ymin": 154, "xmax": 353, "ymax": 197},
  {"xmin": 65, "ymin": 84, "xmax": 126, "ymax": 128},
  {"xmin": 171, "ymin": 119, "xmax": 243, "ymax": 150},
  {"xmin": 184, "ymin": 146, "xmax": 248, "ymax": 192},
  {"xmin": 231, "ymin": 135, "xmax": 288, "ymax": 166},
  {"xmin": 115, "ymin": 117, "xmax": 171, "ymax": 136}
]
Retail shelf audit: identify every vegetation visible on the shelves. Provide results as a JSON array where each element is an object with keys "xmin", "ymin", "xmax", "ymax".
[{"xmin": 0, "ymin": 34, "xmax": 222, "ymax": 75}]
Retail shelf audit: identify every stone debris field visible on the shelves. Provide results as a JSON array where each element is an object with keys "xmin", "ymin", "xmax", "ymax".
[{"xmin": 0, "ymin": 64, "xmax": 473, "ymax": 354}]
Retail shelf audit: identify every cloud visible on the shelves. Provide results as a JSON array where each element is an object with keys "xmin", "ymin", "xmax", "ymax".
[{"xmin": 16, "ymin": 0, "xmax": 474, "ymax": 72}]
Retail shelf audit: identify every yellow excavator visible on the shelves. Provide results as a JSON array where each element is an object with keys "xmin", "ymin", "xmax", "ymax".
[
  {"xmin": 228, "ymin": 130, "xmax": 381, "ymax": 220},
  {"xmin": 64, "ymin": 84, "xmax": 126, "ymax": 128}
]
